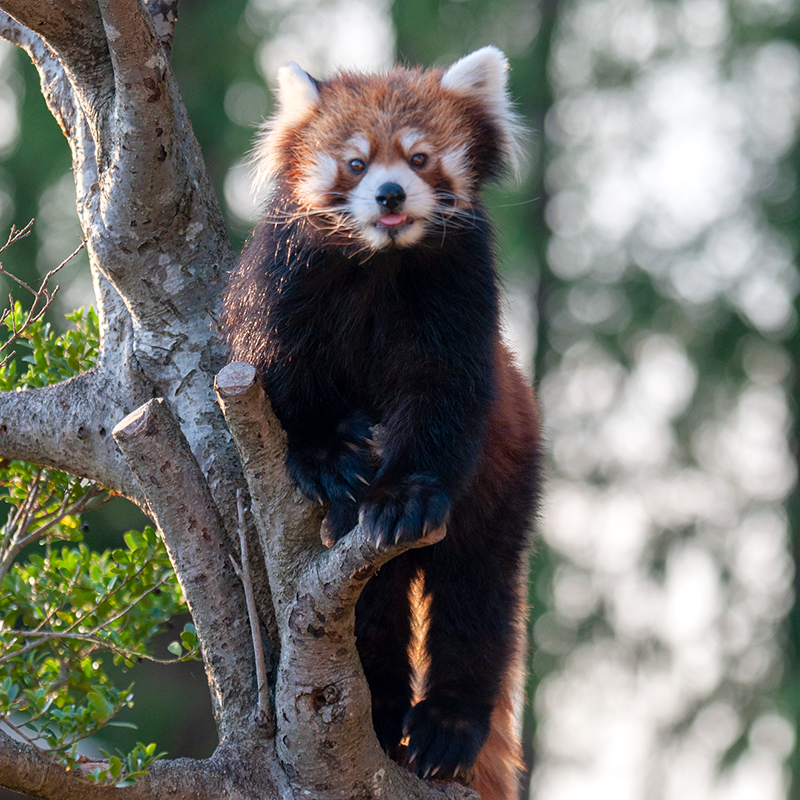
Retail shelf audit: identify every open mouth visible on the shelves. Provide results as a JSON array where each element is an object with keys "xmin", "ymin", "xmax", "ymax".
[{"xmin": 378, "ymin": 213, "xmax": 413, "ymax": 229}]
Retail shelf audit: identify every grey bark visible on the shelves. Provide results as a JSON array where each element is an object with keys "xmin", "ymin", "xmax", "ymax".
[{"xmin": 0, "ymin": 3, "xmax": 478, "ymax": 799}]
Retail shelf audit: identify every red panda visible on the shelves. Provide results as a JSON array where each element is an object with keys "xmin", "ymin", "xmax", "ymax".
[{"xmin": 223, "ymin": 47, "xmax": 541, "ymax": 800}]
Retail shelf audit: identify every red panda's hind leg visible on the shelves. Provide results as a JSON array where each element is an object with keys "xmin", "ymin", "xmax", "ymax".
[
  {"xmin": 354, "ymin": 554, "xmax": 418, "ymax": 758},
  {"xmin": 402, "ymin": 470, "xmax": 531, "ymax": 789}
]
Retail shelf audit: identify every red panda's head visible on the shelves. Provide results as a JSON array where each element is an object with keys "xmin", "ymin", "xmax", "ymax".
[{"xmin": 252, "ymin": 47, "xmax": 524, "ymax": 251}]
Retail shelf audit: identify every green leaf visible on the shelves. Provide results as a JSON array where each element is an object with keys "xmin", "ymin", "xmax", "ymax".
[
  {"xmin": 167, "ymin": 641, "xmax": 182, "ymax": 656},
  {"xmin": 0, "ymin": 306, "xmax": 184, "ymax": 780}
]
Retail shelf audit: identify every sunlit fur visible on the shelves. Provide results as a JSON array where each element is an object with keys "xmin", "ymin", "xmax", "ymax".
[
  {"xmin": 224, "ymin": 48, "xmax": 540, "ymax": 800},
  {"xmin": 249, "ymin": 45, "xmax": 522, "ymax": 253}
]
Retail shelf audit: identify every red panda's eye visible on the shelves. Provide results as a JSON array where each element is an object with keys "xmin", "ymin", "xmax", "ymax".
[
  {"xmin": 348, "ymin": 158, "xmax": 367, "ymax": 175},
  {"xmin": 410, "ymin": 153, "xmax": 428, "ymax": 168}
]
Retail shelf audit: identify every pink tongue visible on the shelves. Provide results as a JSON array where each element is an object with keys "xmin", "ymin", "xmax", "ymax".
[{"xmin": 380, "ymin": 214, "xmax": 406, "ymax": 227}]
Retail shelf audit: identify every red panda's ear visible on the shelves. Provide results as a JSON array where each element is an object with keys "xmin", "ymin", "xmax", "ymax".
[
  {"xmin": 442, "ymin": 46, "xmax": 525, "ymax": 177},
  {"xmin": 442, "ymin": 46, "xmax": 509, "ymax": 103},
  {"xmin": 250, "ymin": 64, "xmax": 320, "ymax": 202},
  {"xmin": 274, "ymin": 63, "xmax": 320, "ymax": 129}
]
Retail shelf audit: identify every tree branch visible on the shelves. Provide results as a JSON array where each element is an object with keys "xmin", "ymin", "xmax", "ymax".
[
  {"xmin": 2, "ymin": 0, "xmax": 231, "ymax": 334},
  {"xmin": 0, "ymin": 731, "xmax": 292, "ymax": 800},
  {"xmin": 144, "ymin": 0, "xmax": 179, "ymax": 56},
  {"xmin": 229, "ymin": 489, "xmax": 274, "ymax": 733},
  {"xmin": 0, "ymin": 0, "xmax": 113, "ymax": 148},
  {"xmin": 0, "ymin": 368, "xmax": 145, "ymax": 503},
  {"xmin": 112, "ymin": 398, "xmax": 265, "ymax": 745},
  {"xmin": 215, "ymin": 363, "xmax": 463, "ymax": 800},
  {"xmin": 2, "ymin": 0, "xmax": 243, "ymax": 543},
  {"xmin": 96, "ymin": 0, "xmax": 183, "ymax": 221},
  {"xmin": 214, "ymin": 363, "xmax": 322, "ymax": 597},
  {"xmin": 0, "ymin": 13, "xmax": 87, "ymax": 158}
]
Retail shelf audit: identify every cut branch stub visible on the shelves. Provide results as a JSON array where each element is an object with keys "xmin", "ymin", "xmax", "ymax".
[
  {"xmin": 112, "ymin": 398, "xmax": 262, "ymax": 744},
  {"xmin": 215, "ymin": 361, "xmax": 321, "ymax": 582}
]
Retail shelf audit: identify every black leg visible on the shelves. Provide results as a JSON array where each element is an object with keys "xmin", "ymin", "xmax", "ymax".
[
  {"xmin": 404, "ymin": 508, "xmax": 527, "ymax": 780},
  {"xmin": 355, "ymin": 553, "xmax": 417, "ymax": 757}
]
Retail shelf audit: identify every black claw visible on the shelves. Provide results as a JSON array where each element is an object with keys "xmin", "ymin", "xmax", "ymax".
[
  {"xmin": 287, "ymin": 412, "xmax": 377, "ymax": 541},
  {"xmin": 360, "ymin": 476, "xmax": 450, "ymax": 549},
  {"xmin": 402, "ymin": 698, "xmax": 491, "ymax": 782}
]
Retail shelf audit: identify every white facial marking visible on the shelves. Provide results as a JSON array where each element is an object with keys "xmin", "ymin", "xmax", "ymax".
[
  {"xmin": 295, "ymin": 154, "xmax": 338, "ymax": 207},
  {"xmin": 399, "ymin": 130, "xmax": 425, "ymax": 155},
  {"xmin": 346, "ymin": 161, "xmax": 437, "ymax": 249},
  {"xmin": 440, "ymin": 146, "xmax": 472, "ymax": 204},
  {"xmin": 346, "ymin": 135, "xmax": 371, "ymax": 160}
]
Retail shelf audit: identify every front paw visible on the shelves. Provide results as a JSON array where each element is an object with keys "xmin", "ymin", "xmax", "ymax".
[
  {"xmin": 403, "ymin": 697, "xmax": 491, "ymax": 781},
  {"xmin": 359, "ymin": 476, "xmax": 450, "ymax": 549},
  {"xmin": 286, "ymin": 413, "xmax": 375, "ymax": 507}
]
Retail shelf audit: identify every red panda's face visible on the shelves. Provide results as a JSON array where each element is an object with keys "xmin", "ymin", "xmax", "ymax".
[
  {"xmin": 293, "ymin": 121, "xmax": 473, "ymax": 250},
  {"xmin": 253, "ymin": 47, "xmax": 523, "ymax": 252}
]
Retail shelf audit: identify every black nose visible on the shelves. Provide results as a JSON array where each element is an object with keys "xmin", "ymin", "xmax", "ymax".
[{"xmin": 375, "ymin": 183, "xmax": 406, "ymax": 211}]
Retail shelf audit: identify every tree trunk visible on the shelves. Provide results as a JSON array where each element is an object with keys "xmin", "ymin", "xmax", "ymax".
[{"xmin": 0, "ymin": 3, "xmax": 478, "ymax": 799}]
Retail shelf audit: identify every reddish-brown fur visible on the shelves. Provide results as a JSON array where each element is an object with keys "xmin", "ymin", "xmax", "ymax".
[
  {"xmin": 225, "ymin": 51, "xmax": 540, "ymax": 799},
  {"xmin": 277, "ymin": 68, "xmax": 497, "ymax": 199},
  {"xmin": 465, "ymin": 343, "xmax": 537, "ymax": 800}
]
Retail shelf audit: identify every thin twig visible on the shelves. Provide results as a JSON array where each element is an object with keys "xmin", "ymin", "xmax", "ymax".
[
  {"xmin": 29, "ymin": 485, "xmax": 108, "ymax": 537},
  {"xmin": 1, "ymin": 606, "xmax": 185, "ymax": 667},
  {"xmin": 62, "ymin": 549, "xmax": 168, "ymax": 636},
  {"xmin": 33, "ymin": 568, "xmax": 84, "ymax": 634},
  {"xmin": 231, "ymin": 489, "xmax": 273, "ymax": 731},
  {"xmin": 0, "ymin": 631, "xmax": 188, "ymax": 666},
  {"xmin": 88, "ymin": 574, "xmax": 173, "ymax": 634},
  {"xmin": 0, "ymin": 237, "xmax": 86, "ymax": 368},
  {"xmin": 0, "ymin": 567, "xmax": 175, "ymax": 665},
  {"xmin": 0, "ymin": 469, "xmax": 43, "ymax": 580},
  {"xmin": 0, "ymin": 220, "xmax": 34, "ymax": 255},
  {"xmin": 1, "ymin": 715, "xmax": 42, "ymax": 749},
  {"xmin": 0, "ymin": 481, "xmax": 107, "ymax": 583}
]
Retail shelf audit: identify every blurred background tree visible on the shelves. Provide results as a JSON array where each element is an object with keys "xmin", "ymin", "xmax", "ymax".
[{"xmin": 0, "ymin": 0, "xmax": 798, "ymax": 797}]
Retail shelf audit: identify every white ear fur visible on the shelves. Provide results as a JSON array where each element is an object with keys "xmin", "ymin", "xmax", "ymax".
[
  {"xmin": 250, "ymin": 63, "xmax": 320, "ymax": 202},
  {"xmin": 442, "ymin": 46, "xmax": 509, "ymax": 102},
  {"xmin": 442, "ymin": 46, "xmax": 525, "ymax": 176},
  {"xmin": 274, "ymin": 62, "xmax": 320, "ymax": 127}
]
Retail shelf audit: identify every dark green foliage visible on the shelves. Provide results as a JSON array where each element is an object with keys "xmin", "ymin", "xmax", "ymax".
[
  {"xmin": 0, "ymin": 308, "xmax": 188, "ymax": 786},
  {"xmin": 0, "ymin": 304, "xmax": 99, "ymax": 389}
]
